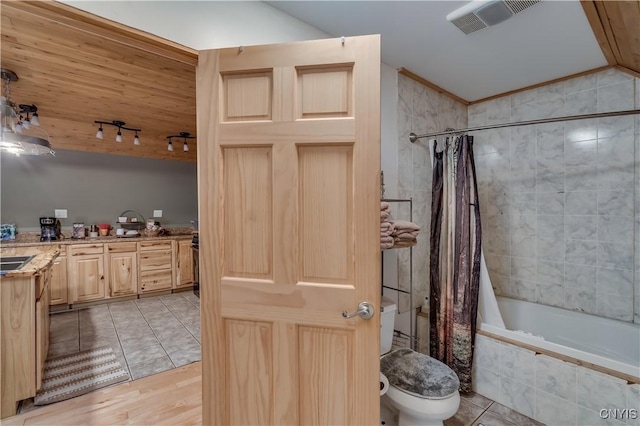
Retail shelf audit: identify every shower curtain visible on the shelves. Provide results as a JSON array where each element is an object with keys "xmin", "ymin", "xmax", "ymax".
[{"xmin": 429, "ymin": 134, "xmax": 481, "ymax": 392}]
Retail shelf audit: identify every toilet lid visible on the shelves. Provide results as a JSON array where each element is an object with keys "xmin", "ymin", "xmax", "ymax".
[{"xmin": 380, "ymin": 349, "xmax": 460, "ymax": 400}]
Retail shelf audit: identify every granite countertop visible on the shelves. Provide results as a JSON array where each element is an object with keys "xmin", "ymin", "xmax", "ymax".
[
  {"xmin": 0, "ymin": 245, "xmax": 61, "ymax": 278},
  {"xmin": 0, "ymin": 228, "xmax": 194, "ymax": 248}
]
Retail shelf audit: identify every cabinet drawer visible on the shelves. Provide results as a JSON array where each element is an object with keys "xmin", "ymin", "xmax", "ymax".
[
  {"xmin": 138, "ymin": 240, "xmax": 172, "ymax": 251},
  {"xmin": 106, "ymin": 242, "xmax": 137, "ymax": 253},
  {"xmin": 140, "ymin": 269, "xmax": 173, "ymax": 292},
  {"xmin": 139, "ymin": 249, "xmax": 172, "ymax": 272},
  {"xmin": 68, "ymin": 244, "xmax": 103, "ymax": 256}
]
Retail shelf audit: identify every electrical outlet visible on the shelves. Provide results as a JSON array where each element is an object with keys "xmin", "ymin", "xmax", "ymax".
[
  {"xmin": 153, "ymin": 210, "xmax": 163, "ymax": 218},
  {"xmin": 54, "ymin": 209, "xmax": 67, "ymax": 219}
]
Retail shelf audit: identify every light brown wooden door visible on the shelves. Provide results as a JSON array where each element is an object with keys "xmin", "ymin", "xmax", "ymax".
[
  {"xmin": 197, "ymin": 35, "xmax": 381, "ymax": 425},
  {"xmin": 69, "ymin": 254, "xmax": 105, "ymax": 303},
  {"xmin": 49, "ymin": 255, "xmax": 67, "ymax": 305},
  {"xmin": 106, "ymin": 243, "xmax": 138, "ymax": 297}
]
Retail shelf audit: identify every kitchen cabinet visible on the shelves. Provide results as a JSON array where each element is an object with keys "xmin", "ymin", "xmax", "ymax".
[
  {"xmin": 49, "ymin": 253, "xmax": 68, "ymax": 305},
  {"xmin": 138, "ymin": 240, "xmax": 173, "ymax": 293},
  {"xmin": 68, "ymin": 244, "xmax": 105, "ymax": 303},
  {"xmin": 0, "ymin": 249, "xmax": 55, "ymax": 419},
  {"xmin": 106, "ymin": 242, "xmax": 138, "ymax": 297},
  {"xmin": 174, "ymin": 239, "xmax": 194, "ymax": 289}
]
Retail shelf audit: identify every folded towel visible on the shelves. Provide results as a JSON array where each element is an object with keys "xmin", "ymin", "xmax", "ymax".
[
  {"xmin": 381, "ymin": 235, "xmax": 394, "ymax": 244},
  {"xmin": 380, "ymin": 221, "xmax": 394, "ymax": 231},
  {"xmin": 392, "ymin": 238, "xmax": 417, "ymax": 248},
  {"xmin": 381, "ymin": 211, "xmax": 390, "ymax": 221},
  {"xmin": 381, "ymin": 201, "xmax": 390, "ymax": 212},
  {"xmin": 381, "ymin": 241, "xmax": 395, "ymax": 250},
  {"xmin": 381, "ymin": 230, "xmax": 393, "ymax": 238},
  {"xmin": 394, "ymin": 230, "xmax": 420, "ymax": 239},
  {"xmin": 390, "ymin": 219, "xmax": 420, "ymax": 232}
]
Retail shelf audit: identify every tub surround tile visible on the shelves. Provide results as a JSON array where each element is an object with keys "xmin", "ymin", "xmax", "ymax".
[
  {"xmin": 565, "ymin": 89, "xmax": 597, "ymax": 116},
  {"xmin": 536, "ymin": 283, "xmax": 565, "ymax": 308},
  {"xmin": 499, "ymin": 343, "xmax": 535, "ymax": 386},
  {"xmin": 577, "ymin": 408, "xmax": 627, "ymax": 426},
  {"xmin": 535, "ymin": 355, "xmax": 577, "ymax": 401},
  {"xmin": 598, "ymin": 81, "xmax": 635, "ymax": 113},
  {"xmin": 498, "ymin": 376, "xmax": 535, "ymax": 419},
  {"xmin": 564, "ymin": 264, "xmax": 597, "ymax": 291},
  {"xmin": 536, "ymin": 215, "xmax": 564, "ymax": 238},
  {"xmin": 597, "ymin": 116, "xmax": 635, "ymax": 140},
  {"xmin": 472, "ymin": 366, "xmax": 500, "ymax": 402},
  {"xmin": 565, "ymin": 239, "xmax": 598, "ymax": 266},
  {"xmin": 510, "ymin": 279, "xmax": 537, "ymax": 301},
  {"xmin": 565, "ymin": 215, "xmax": 597, "ymax": 240},
  {"xmin": 474, "ymin": 335, "xmax": 500, "ymax": 371},
  {"xmin": 536, "ymin": 261, "xmax": 563, "ymax": 286},
  {"xmin": 577, "ymin": 367, "xmax": 628, "ymax": 412},
  {"xmin": 598, "ymin": 191, "xmax": 634, "ymax": 217},
  {"xmin": 598, "ymin": 242, "xmax": 634, "ymax": 270},
  {"xmin": 597, "ymin": 268, "xmax": 634, "ymax": 298},
  {"xmin": 535, "ymin": 389, "xmax": 577, "ymax": 426},
  {"xmin": 596, "ymin": 293, "xmax": 634, "ymax": 322},
  {"xmin": 598, "ymin": 216, "xmax": 634, "ymax": 244},
  {"xmin": 536, "ymin": 236, "xmax": 565, "ymax": 262},
  {"xmin": 565, "ymin": 118, "xmax": 598, "ymax": 142},
  {"xmin": 565, "ymin": 288, "xmax": 597, "ymax": 314},
  {"xmin": 565, "ymin": 191, "xmax": 597, "ymax": 215},
  {"xmin": 565, "ymin": 165, "xmax": 599, "ymax": 191},
  {"xmin": 511, "ymin": 236, "xmax": 537, "ymax": 259}
]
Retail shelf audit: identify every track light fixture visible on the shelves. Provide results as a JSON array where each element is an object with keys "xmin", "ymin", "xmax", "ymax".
[
  {"xmin": 0, "ymin": 68, "xmax": 54, "ymax": 156},
  {"xmin": 166, "ymin": 131, "xmax": 195, "ymax": 153},
  {"xmin": 94, "ymin": 120, "xmax": 141, "ymax": 144}
]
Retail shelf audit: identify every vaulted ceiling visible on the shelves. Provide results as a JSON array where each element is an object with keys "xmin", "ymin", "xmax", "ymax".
[{"xmin": 1, "ymin": 1, "xmax": 197, "ymax": 162}]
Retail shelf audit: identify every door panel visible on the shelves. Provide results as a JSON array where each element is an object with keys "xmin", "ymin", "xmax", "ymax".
[{"xmin": 198, "ymin": 35, "xmax": 380, "ymax": 425}]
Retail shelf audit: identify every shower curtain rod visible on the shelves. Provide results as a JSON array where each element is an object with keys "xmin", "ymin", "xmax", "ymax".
[{"xmin": 409, "ymin": 109, "xmax": 640, "ymax": 143}]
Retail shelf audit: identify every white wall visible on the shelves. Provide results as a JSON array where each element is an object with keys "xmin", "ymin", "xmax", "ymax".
[{"xmin": 62, "ymin": 1, "xmax": 329, "ymax": 49}]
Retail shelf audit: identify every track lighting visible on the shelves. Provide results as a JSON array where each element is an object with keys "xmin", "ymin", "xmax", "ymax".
[
  {"xmin": 0, "ymin": 69, "xmax": 54, "ymax": 156},
  {"xmin": 166, "ymin": 131, "xmax": 195, "ymax": 153},
  {"xmin": 94, "ymin": 120, "xmax": 141, "ymax": 144}
]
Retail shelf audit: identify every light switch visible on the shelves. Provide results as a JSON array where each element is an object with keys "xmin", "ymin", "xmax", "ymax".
[
  {"xmin": 54, "ymin": 209, "xmax": 67, "ymax": 218},
  {"xmin": 153, "ymin": 210, "xmax": 163, "ymax": 218}
]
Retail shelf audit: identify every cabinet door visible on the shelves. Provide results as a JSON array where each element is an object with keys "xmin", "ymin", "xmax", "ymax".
[
  {"xmin": 175, "ymin": 239, "xmax": 194, "ymax": 288},
  {"xmin": 49, "ymin": 255, "xmax": 68, "ymax": 305},
  {"xmin": 108, "ymin": 251, "xmax": 137, "ymax": 297},
  {"xmin": 69, "ymin": 254, "xmax": 105, "ymax": 303}
]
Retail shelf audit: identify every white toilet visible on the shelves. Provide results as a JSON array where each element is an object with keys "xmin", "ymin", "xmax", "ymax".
[{"xmin": 379, "ymin": 297, "xmax": 460, "ymax": 426}]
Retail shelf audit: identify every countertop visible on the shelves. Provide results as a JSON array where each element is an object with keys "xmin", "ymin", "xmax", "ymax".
[
  {"xmin": 0, "ymin": 228, "xmax": 193, "ymax": 248},
  {"xmin": 0, "ymin": 245, "xmax": 61, "ymax": 278}
]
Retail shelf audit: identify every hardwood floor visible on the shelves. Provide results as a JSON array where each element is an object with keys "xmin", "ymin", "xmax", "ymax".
[{"xmin": 3, "ymin": 362, "xmax": 202, "ymax": 425}]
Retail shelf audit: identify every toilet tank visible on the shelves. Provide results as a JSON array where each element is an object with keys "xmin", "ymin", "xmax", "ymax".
[{"xmin": 380, "ymin": 296, "xmax": 397, "ymax": 355}]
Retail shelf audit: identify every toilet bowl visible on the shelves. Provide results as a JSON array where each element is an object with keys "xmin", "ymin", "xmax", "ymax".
[{"xmin": 380, "ymin": 298, "xmax": 460, "ymax": 426}]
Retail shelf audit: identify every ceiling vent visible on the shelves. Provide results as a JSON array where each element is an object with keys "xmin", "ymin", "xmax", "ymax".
[{"xmin": 447, "ymin": 0, "xmax": 540, "ymax": 34}]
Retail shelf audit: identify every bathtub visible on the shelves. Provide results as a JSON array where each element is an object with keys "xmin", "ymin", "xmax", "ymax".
[{"xmin": 478, "ymin": 296, "xmax": 640, "ymax": 381}]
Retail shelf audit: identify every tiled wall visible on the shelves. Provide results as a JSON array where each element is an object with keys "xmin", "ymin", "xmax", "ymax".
[
  {"xmin": 470, "ymin": 69, "xmax": 640, "ymax": 323},
  {"xmin": 393, "ymin": 74, "xmax": 467, "ymax": 316},
  {"xmin": 473, "ymin": 333, "xmax": 640, "ymax": 426}
]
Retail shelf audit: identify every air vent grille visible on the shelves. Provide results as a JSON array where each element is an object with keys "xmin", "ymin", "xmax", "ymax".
[
  {"xmin": 504, "ymin": 0, "xmax": 540, "ymax": 14},
  {"xmin": 451, "ymin": 13, "xmax": 488, "ymax": 35}
]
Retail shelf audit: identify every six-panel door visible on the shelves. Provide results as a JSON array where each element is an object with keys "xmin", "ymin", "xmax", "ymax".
[{"xmin": 198, "ymin": 35, "xmax": 381, "ymax": 425}]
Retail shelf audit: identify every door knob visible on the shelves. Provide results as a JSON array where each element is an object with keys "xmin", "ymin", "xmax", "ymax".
[{"xmin": 342, "ymin": 302, "xmax": 375, "ymax": 319}]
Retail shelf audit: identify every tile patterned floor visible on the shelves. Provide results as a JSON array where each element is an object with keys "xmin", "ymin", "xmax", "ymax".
[
  {"xmin": 48, "ymin": 291, "xmax": 201, "ymax": 381},
  {"xmin": 381, "ymin": 391, "xmax": 543, "ymax": 426},
  {"xmin": 444, "ymin": 392, "xmax": 544, "ymax": 426}
]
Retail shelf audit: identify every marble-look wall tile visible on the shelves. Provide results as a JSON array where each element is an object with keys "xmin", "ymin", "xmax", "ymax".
[
  {"xmin": 565, "ymin": 191, "xmax": 597, "ymax": 215},
  {"xmin": 627, "ymin": 384, "xmax": 640, "ymax": 426},
  {"xmin": 598, "ymin": 190, "xmax": 634, "ymax": 216},
  {"xmin": 565, "ymin": 215, "xmax": 597, "ymax": 240},
  {"xmin": 564, "ymin": 264, "xmax": 597, "ymax": 291},
  {"xmin": 472, "ymin": 68, "xmax": 637, "ymax": 322},
  {"xmin": 499, "ymin": 342, "xmax": 535, "ymax": 386},
  {"xmin": 577, "ymin": 408, "xmax": 627, "ymax": 426},
  {"xmin": 596, "ymin": 292, "xmax": 633, "ymax": 321},
  {"xmin": 535, "ymin": 390, "xmax": 577, "ymax": 426},
  {"xmin": 498, "ymin": 377, "xmax": 535, "ymax": 419},
  {"xmin": 472, "ymin": 366, "xmax": 500, "ymax": 402},
  {"xmin": 598, "ymin": 268, "xmax": 633, "ymax": 299},
  {"xmin": 576, "ymin": 367, "xmax": 628, "ymax": 411},
  {"xmin": 598, "ymin": 242, "xmax": 633, "ymax": 270},
  {"xmin": 598, "ymin": 80, "xmax": 635, "ymax": 113},
  {"xmin": 565, "ymin": 73, "xmax": 597, "ymax": 94}
]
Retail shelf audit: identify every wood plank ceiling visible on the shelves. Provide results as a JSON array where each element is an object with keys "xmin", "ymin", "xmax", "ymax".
[
  {"xmin": 581, "ymin": 0, "xmax": 640, "ymax": 78},
  {"xmin": 1, "ymin": 1, "xmax": 198, "ymax": 162}
]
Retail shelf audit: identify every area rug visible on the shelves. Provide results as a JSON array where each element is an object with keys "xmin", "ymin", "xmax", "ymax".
[{"xmin": 34, "ymin": 346, "xmax": 130, "ymax": 406}]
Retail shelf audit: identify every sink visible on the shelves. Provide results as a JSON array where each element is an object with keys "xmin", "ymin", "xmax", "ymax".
[{"xmin": 0, "ymin": 255, "xmax": 35, "ymax": 274}]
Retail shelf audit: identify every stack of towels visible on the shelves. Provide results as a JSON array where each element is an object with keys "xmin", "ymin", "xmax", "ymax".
[
  {"xmin": 381, "ymin": 202, "xmax": 394, "ymax": 250},
  {"xmin": 390, "ymin": 219, "xmax": 420, "ymax": 248}
]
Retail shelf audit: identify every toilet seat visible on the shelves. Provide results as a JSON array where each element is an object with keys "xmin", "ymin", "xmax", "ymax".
[{"xmin": 380, "ymin": 348, "xmax": 460, "ymax": 400}]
